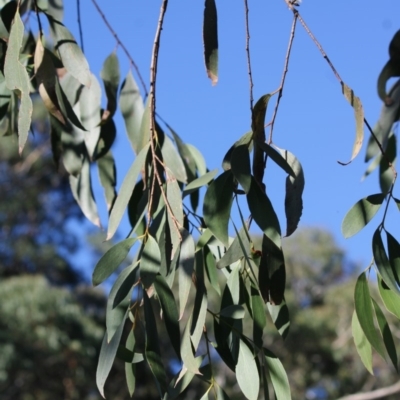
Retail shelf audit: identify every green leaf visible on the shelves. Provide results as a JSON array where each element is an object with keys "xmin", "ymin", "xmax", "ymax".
[
  {"xmin": 371, "ymin": 297, "xmax": 398, "ymax": 371},
  {"xmin": 179, "ymin": 229, "xmax": 195, "ymax": 319},
  {"xmin": 267, "ymin": 300, "xmax": 290, "ymax": 339},
  {"xmin": 69, "ymin": 155, "xmax": 101, "ymax": 227},
  {"xmin": 144, "ymin": 291, "xmax": 167, "ymax": 397},
  {"xmin": 251, "ymin": 287, "xmax": 266, "ymax": 349},
  {"xmin": 204, "ymin": 245, "xmax": 221, "ymax": 295},
  {"xmin": 278, "ymin": 148, "xmax": 305, "ymax": 237},
  {"xmin": 338, "ymin": 83, "xmax": 364, "ymax": 165},
  {"xmin": 203, "ymin": 0, "xmax": 218, "ymax": 85},
  {"xmin": 236, "ymin": 339, "xmax": 259, "ymax": 400},
  {"xmin": 97, "ymin": 151, "xmax": 117, "ymax": 211},
  {"xmin": 257, "ymin": 142, "xmax": 295, "ymax": 177},
  {"xmin": 125, "ymin": 331, "xmax": 136, "ymax": 397},
  {"xmin": 162, "ymin": 135, "xmax": 187, "ymax": 183},
  {"xmin": 203, "ymin": 170, "xmax": 234, "ymax": 247},
  {"xmin": 220, "ymin": 304, "xmax": 245, "ymax": 319},
  {"xmin": 247, "ymin": 177, "xmax": 281, "ymax": 249},
  {"xmin": 181, "ymin": 313, "xmax": 200, "ymax": 374},
  {"xmin": 379, "ymin": 133, "xmax": 396, "ymax": 193},
  {"xmin": 264, "ymin": 349, "xmax": 291, "ymax": 400},
  {"xmin": 140, "ymin": 235, "xmax": 161, "ymax": 289},
  {"xmin": 386, "ymin": 231, "xmax": 400, "ymax": 286},
  {"xmin": 217, "ymin": 225, "xmax": 250, "ymax": 269},
  {"xmin": 227, "ymin": 261, "xmax": 241, "ymax": 305},
  {"xmin": 354, "ymin": 272, "xmax": 386, "ymax": 359},
  {"xmin": 378, "ymin": 275, "xmax": 400, "ymax": 319},
  {"xmin": 222, "ymin": 131, "xmax": 253, "ymax": 171},
  {"xmin": 96, "ymin": 310, "xmax": 128, "ymax": 398},
  {"xmin": 100, "ymin": 52, "xmax": 120, "ymax": 119},
  {"xmin": 183, "ymin": 169, "xmax": 218, "ymax": 196},
  {"xmin": 107, "ymin": 143, "xmax": 150, "ymax": 240},
  {"xmin": 48, "ymin": 14, "xmax": 91, "ymax": 87},
  {"xmin": 373, "ymin": 229, "xmax": 400, "ymax": 296},
  {"xmin": 342, "ymin": 194, "xmax": 385, "ymax": 238},
  {"xmin": 119, "ymin": 70, "xmax": 144, "ymax": 154},
  {"xmin": 93, "ymin": 238, "xmax": 137, "ymax": 286},
  {"xmin": 109, "ymin": 261, "xmax": 139, "ymax": 310},
  {"xmin": 352, "ymin": 311, "xmax": 373, "ymax": 374},
  {"xmin": 154, "ymin": 274, "xmax": 181, "ymax": 359},
  {"xmin": 4, "ymin": 9, "xmax": 33, "ymax": 154},
  {"xmin": 231, "ymin": 144, "xmax": 252, "ymax": 193}
]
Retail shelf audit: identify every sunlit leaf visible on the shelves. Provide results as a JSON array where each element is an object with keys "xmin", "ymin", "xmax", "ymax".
[
  {"xmin": 264, "ymin": 348, "xmax": 291, "ymax": 400},
  {"xmin": 342, "ymin": 194, "xmax": 385, "ymax": 238},
  {"xmin": 140, "ymin": 235, "xmax": 161, "ymax": 289},
  {"xmin": 125, "ymin": 331, "xmax": 136, "ymax": 397},
  {"xmin": 217, "ymin": 225, "xmax": 250, "ymax": 269},
  {"xmin": 97, "ymin": 150, "xmax": 117, "ymax": 211},
  {"xmin": 203, "ymin": 0, "xmax": 218, "ymax": 85},
  {"xmin": 179, "ymin": 229, "xmax": 195, "ymax": 319},
  {"xmin": 257, "ymin": 142, "xmax": 295, "ymax": 177},
  {"xmin": 220, "ymin": 304, "xmax": 245, "ymax": 319},
  {"xmin": 204, "ymin": 245, "xmax": 221, "ymax": 295},
  {"xmin": 236, "ymin": 339, "xmax": 259, "ymax": 400},
  {"xmin": 162, "ymin": 135, "xmax": 187, "ymax": 183},
  {"xmin": 338, "ymin": 83, "xmax": 364, "ymax": 165},
  {"xmin": 267, "ymin": 300, "xmax": 290, "ymax": 339},
  {"xmin": 222, "ymin": 131, "xmax": 252, "ymax": 171},
  {"xmin": 352, "ymin": 311, "xmax": 373, "ymax": 374},
  {"xmin": 378, "ymin": 275, "xmax": 400, "ymax": 319},
  {"xmin": 181, "ymin": 313, "xmax": 200, "ymax": 374}
]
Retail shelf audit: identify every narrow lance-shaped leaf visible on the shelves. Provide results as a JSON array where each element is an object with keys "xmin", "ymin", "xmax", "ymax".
[
  {"xmin": 4, "ymin": 9, "xmax": 33, "ymax": 154},
  {"xmin": 354, "ymin": 272, "xmax": 386, "ymax": 360},
  {"xmin": 338, "ymin": 83, "xmax": 364, "ymax": 165},
  {"xmin": 203, "ymin": 170, "xmax": 235, "ymax": 247},
  {"xmin": 379, "ymin": 132, "xmax": 396, "ymax": 194},
  {"xmin": 47, "ymin": 14, "xmax": 91, "ymax": 87},
  {"xmin": 107, "ymin": 143, "xmax": 150, "ymax": 240},
  {"xmin": 236, "ymin": 339, "xmax": 259, "ymax": 400},
  {"xmin": 222, "ymin": 131, "xmax": 253, "ymax": 171},
  {"xmin": 217, "ymin": 225, "xmax": 250, "ymax": 269},
  {"xmin": 378, "ymin": 275, "xmax": 400, "ymax": 319},
  {"xmin": 231, "ymin": 144, "xmax": 252, "ymax": 193},
  {"xmin": 203, "ymin": 0, "xmax": 218, "ymax": 85},
  {"xmin": 278, "ymin": 148, "xmax": 305, "ymax": 237},
  {"xmin": 342, "ymin": 194, "xmax": 385, "ymax": 239},
  {"xmin": 352, "ymin": 311, "xmax": 373, "ymax": 374},
  {"xmin": 96, "ymin": 310, "xmax": 128, "ymax": 398},
  {"xmin": 100, "ymin": 52, "xmax": 120, "ymax": 120},
  {"xmin": 181, "ymin": 314, "xmax": 201, "ymax": 374},
  {"xmin": 93, "ymin": 237, "xmax": 137, "ymax": 286},
  {"xmin": 97, "ymin": 150, "xmax": 117, "ymax": 211},
  {"xmin": 183, "ymin": 169, "xmax": 218, "ymax": 196},
  {"xmin": 125, "ymin": 330, "xmax": 136, "ymax": 397},
  {"xmin": 264, "ymin": 348, "xmax": 292, "ymax": 400},
  {"xmin": 179, "ymin": 229, "xmax": 195, "ymax": 320},
  {"xmin": 162, "ymin": 134, "xmax": 187, "ymax": 183},
  {"xmin": 140, "ymin": 235, "xmax": 161, "ymax": 289}
]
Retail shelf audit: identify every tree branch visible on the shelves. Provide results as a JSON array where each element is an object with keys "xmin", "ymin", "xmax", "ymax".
[
  {"xmin": 337, "ymin": 381, "xmax": 400, "ymax": 400},
  {"xmin": 243, "ymin": 0, "xmax": 254, "ymax": 114}
]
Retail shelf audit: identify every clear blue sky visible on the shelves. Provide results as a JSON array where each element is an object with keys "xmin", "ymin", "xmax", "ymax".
[{"xmin": 63, "ymin": 1, "xmax": 400, "ymax": 269}]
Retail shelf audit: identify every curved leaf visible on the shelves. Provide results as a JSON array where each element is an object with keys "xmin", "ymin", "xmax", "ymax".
[
  {"xmin": 342, "ymin": 194, "xmax": 385, "ymax": 238},
  {"xmin": 220, "ymin": 304, "xmax": 245, "ymax": 319},
  {"xmin": 378, "ymin": 275, "xmax": 400, "ymax": 319},
  {"xmin": 179, "ymin": 229, "xmax": 195, "ymax": 319},
  {"xmin": 264, "ymin": 348, "xmax": 291, "ymax": 400},
  {"xmin": 100, "ymin": 52, "xmax": 120, "ymax": 119},
  {"xmin": 352, "ymin": 311, "xmax": 373, "ymax": 374},
  {"xmin": 222, "ymin": 131, "xmax": 253, "ymax": 171},
  {"xmin": 109, "ymin": 261, "xmax": 139, "ymax": 310},
  {"xmin": 231, "ymin": 144, "xmax": 251, "ymax": 193},
  {"xmin": 140, "ymin": 235, "xmax": 161, "ymax": 289},
  {"xmin": 379, "ymin": 133, "xmax": 396, "ymax": 194},
  {"xmin": 97, "ymin": 150, "xmax": 117, "ymax": 211},
  {"xmin": 162, "ymin": 135, "xmax": 187, "ymax": 183},
  {"xmin": 203, "ymin": 0, "xmax": 218, "ymax": 85},
  {"xmin": 183, "ymin": 168, "xmax": 218, "ymax": 196},
  {"xmin": 236, "ymin": 339, "xmax": 259, "ymax": 400},
  {"xmin": 217, "ymin": 225, "xmax": 250, "ymax": 269}
]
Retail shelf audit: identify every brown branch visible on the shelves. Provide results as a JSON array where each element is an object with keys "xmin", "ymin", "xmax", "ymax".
[
  {"xmin": 90, "ymin": 0, "xmax": 148, "ymax": 97},
  {"xmin": 336, "ymin": 381, "xmax": 400, "ymax": 400},
  {"xmin": 76, "ymin": 0, "xmax": 84, "ymax": 52},
  {"xmin": 243, "ymin": 0, "xmax": 254, "ymax": 113},
  {"xmin": 268, "ymin": 12, "xmax": 297, "ymax": 143}
]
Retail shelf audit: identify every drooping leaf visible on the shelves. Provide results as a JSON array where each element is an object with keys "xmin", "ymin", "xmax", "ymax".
[
  {"xmin": 222, "ymin": 131, "xmax": 253, "ymax": 171},
  {"xmin": 96, "ymin": 310, "xmax": 128, "ymax": 398},
  {"xmin": 183, "ymin": 169, "xmax": 218, "ymax": 196},
  {"xmin": 144, "ymin": 291, "xmax": 167, "ymax": 397},
  {"xmin": 236, "ymin": 339, "xmax": 259, "ymax": 400},
  {"xmin": 107, "ymin": 143, "xmax": 150, "ymax": 240},
  {"xmin": 97, "ymin": 150, "xmax": 117, "ymax": 211},
  {"xmin": 69, "ymin": 155, "xmax": 101, "ymax": 227},
  {"xmin": 154, "ymin": 274, "xmax": 181, "ymax": 359},
  {"xmin": 217, "ymin": 225, "xmax": 250, "ymax": 269},
  {"xmin": 267, "ymin": 300, "xmax": 290, "ymax": 339},
  {"xmin": 181, "ymin": 313, "xmax": 200, "ymax": 374},
  {"xmin": 100, "ymin": 52, "xmax": 120, "ymax": 120},
  {"xmin": 354, "ymin": 272, "xmax": 386, "ymax": 359},
  {"xmin": 162, "ymin": 135, "xmax": 187, "ymax": 183},
  {"xmin": 379, "ymin": 132, "xmax": 396, "ymax": 194},
  {"xmin": 264, "ymin": 348, "xmax": 291, "ymax": 400},
  {"xmin": 93, "ymin": 237, "xmax": 137, "ymax": 286},
  {"xmin": 256, "ymin": 142, "xmax": 295, "ymax": 177},
  {"xmin": 251, "ymin": 287, "xmax": 266, "ymax": 349},
  {"xmin": 48, "ymin": 14, "xmax": 91, "ymax": 87},
  {"xmin": 4, "ymin": 9, "xmax": 32, "ymax": 154},
  {"xmin": 342, "ymin": 194, "xmax": 385, "ymax": 238},
  {"xmin": 338, "ymin": 83, "xmax": 364, "ymax": 165},
  {"xmin": 179, "ymin": 229, "xmax": 195, "ymax": 319},
  {"xmin": 203, "ymin": 170, "xmax": 235, "ymax": 247},
  {"xmin": 371, "ymin": 297, "xmax": 398, "ymax": 371},
  {"xmin": 231, "ymin": 144, "xmax": 252, "ymax": 193},
  {"xmin": 378, "ymin": 275, "xmax": 400, "ymax": 319},
  {"xmin": 219, "ymin": 304, "xmax": 245, "ymax": 319},
  {"xmin": 140, "ymin": 235, "xmax": 161, "ymax": 289},
  {"xmin": 278, "ymin": 148, "xmax": 305, "ymax": 237},
  {"xmin": 204, "ymin": 245, "xmax": 221, "ymax": 295},
  {"xmin": 352, "ymin": 311, "xmax": 373, "ymax": 374},
  {"xmin": 203, "ymin": 0, "xmax": 218, "ymax": 85},
  {"xmin": 387, "ymin": 231, "xmax": 400, "ymax": 286},
  {"xmin": 373, "ymin": 229, "xmax": 400, "ymax": 296},
  {"xmin": 125, "ymin": 331, "xmax": 136, "ymax": 397},
  {"xmin": 247, "ymin": 177, "xmax": 281, "ymax": 249}
]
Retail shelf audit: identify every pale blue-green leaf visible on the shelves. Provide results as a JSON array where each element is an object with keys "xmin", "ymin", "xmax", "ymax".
[
  {"xmin": 186, "ymin": 143, "xmax": 207, "ymax": 176},
  {"xmin": 96, "ymin": 310, "xmax": 128, "ymax": 398},
  {"xmin": 183, "ymin": 169, "xmax": 218, "ymax": 196},
  {"xmin": 140, "ymin": 235, "xmax": 161, "ymax": 289},
  {"xmin": 236, "ymin": 339, "xmax": 259, "ymax": 400},
  {"xmin": 386, "ymin": 231, "xmax": 400, "ymax": 287},
  {"xmin": 204, "ymin": 245, "xmax": 221, "ymax": 295},
  {"xmin": 100, "ymin": 52, "xmax": 120, "ymax": 119},
  {"xmin": 119, "ymin": 70, "xmax": 144, "ymax": 154},
  {"xmin": 264, "ymin": 349, "xmax": 291, "ymax": 400},
  {"xmin": 93, "ymin": 237, "xmax": 137, "ymax": 286},
  {"xmin": 354, "ymin": 272, "xmax": 386, "ymax": 359},
  {"xmin": 179, "ymin": 229, "xmax": 195, "ymax": 319},
  {"xmin": 217, "ymin": 225, "xmax": 250, "ymax": 269},
  {"xmin": 222, "ymin": 131, "xmax": 253, "ymax": 171},
  {"xmin": 97, "ymin": 151, "xmax": 117, "ymax": 211},
  {"xmin": 227, "ymin": 261, "xmax": 241, "ymax": 305},
  {"xmin": 162, "ymin": 135, "xmax": 187, "ymax": 183},
  {"xmin": 378, "ymin": 275, "xmax": 400, "ymax": 319},
  {"xmin": 352, "ymin": 311, "xmax": 373, "ymax": 374},
  {"xmin": 109, "ymin": 261, "xmax": 139, "ymax": 309},
  {"xmin": 125, "ymin": 329, "xmax": 136, "ymax": 396},
  {"xmin": 69, "ymin": 156, "xmax": 100, "ymax": 227},
  {"xmin": 258, "ymin": 142, "xmax": 295, "ymax": 176},
  {"xmin": 267, "ymin": 300, "xmax": 290, "ymax": 339},
  {"xmin": 219, "ymin": 304, "xmax": 245, "ymax": 319},
  {"xmin": 4, "ymin": 9, "xmax": 32, "ymax": 154},
  {"xmin": 107, "ymin": 143, "xmax": 150, "ymax": 240},
  {"xmin": 181, "ymin": 314, "xmax": 200, "ymax": 374},
  {"xmin": 342, "ymin": 194, "xmax": 385, "ymax": 238},
  {"xmin": 48, "ymin": 14, "xmax": 91, "ymax": 87}
]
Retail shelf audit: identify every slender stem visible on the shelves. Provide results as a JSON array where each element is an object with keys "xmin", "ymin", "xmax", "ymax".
[
  {"xmin": 90, "ymin": 0, "xmax": 148, "ymax": 97},
  {"xmin": 33, "ymin": 0, "xmax": 43, "ymax": 37},
  {"xmin": 243, "ymin": 0, "xmax": 254, "ymax": 114},
  {"xmin": 268, "ymin": 13, "xmax": 297, "ymax": 143},
  {"xmin": 76, "ymin": 0, "xmax": 84, "ymax": 53}
]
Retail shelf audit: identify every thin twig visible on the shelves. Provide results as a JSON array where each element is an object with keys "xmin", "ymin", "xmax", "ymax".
[
  {"xmin": 33, "ymin": 0, "xmax": 43, "ymax": 37},
  {"xmin": 90, "ymin": 0, "xmax": 148, "ymax": 97},
  {"xmin": 76, "ymin": 0, "xmax": 84, "ymax": 53},
  {"xmin": 336, "ymin": 381, "xmax": 400, "ymax": 400},
  {"xmin": 243, "ymin": 0, "xmax": 254, "ymax": 113},
  {"xmin": 268, "ymin": 13, "xmax": 297, "ymax": 143}
]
